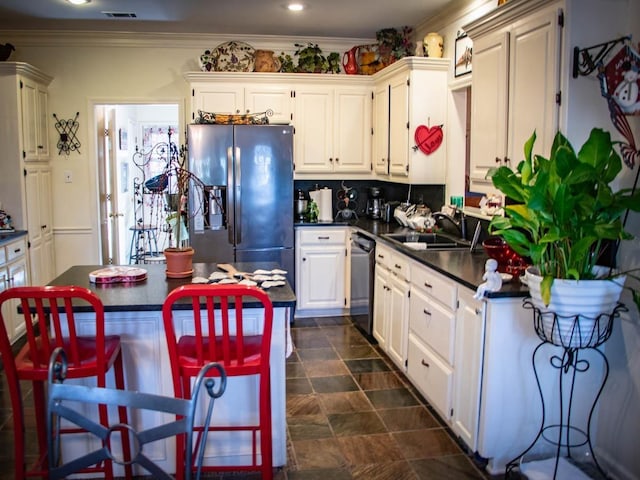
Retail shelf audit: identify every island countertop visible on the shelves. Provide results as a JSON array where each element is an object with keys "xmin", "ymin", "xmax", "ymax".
[{"xmin": 48, "ymin": 262, "xmax": 297, "ymax": 311}]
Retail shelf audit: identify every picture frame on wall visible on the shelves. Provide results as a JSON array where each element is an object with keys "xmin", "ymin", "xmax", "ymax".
[
  {"xmin": 118, "ymin": 128, "xmax": 128, "ymax": 150},
  {"xmin": 454, "ymin": 34, "xmax": 473, "ymax": 77}
]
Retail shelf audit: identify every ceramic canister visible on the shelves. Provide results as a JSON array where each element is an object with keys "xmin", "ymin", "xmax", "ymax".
[{"xmin": 424, "ymin": 32, "xmax": 444, "ymax": 58}]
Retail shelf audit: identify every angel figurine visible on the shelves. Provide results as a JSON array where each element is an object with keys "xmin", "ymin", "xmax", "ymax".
[{"xmin": 474, "ymin": 258, "xmax": 502, "ymax": 299}]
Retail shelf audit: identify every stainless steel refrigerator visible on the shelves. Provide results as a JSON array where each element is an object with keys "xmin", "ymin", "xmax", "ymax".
[{"xmin": 187, "ymin": 124, "xmax": 294, "ymax": 284}]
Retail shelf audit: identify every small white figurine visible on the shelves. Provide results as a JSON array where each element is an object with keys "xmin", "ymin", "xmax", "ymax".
[{"xmin": 474, "ymin": 258, "xmax": 503, "ymax": 299}]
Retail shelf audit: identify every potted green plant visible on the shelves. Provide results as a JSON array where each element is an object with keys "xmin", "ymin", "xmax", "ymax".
[
  {"xmin": 488, "ymin": 128, "xmax": 640, "ymax": 345},
  {"xmin": 277, "ymin": 43, "xmax": 340, "ymax": 74}
]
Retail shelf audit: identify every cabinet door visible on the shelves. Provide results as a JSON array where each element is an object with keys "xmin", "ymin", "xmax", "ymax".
[
  {"xmin": 372, "ymin": 265, "xmax": 390, "ymax": 349},
  {"xmin": 507, "ymin": 8, "xmax": 561, "ymax": 168},
  {"xmin": 297, "ymin": 244, "xmax": 345, "ymax": 310},
  {"xmin": 387, "ymin": 273, "xmax": 409, "ymax": 369},
  {"xmin": 332, "ymin": 88, "xmax": 372, "ymax": 173},
  {"xmin": 192, "ymin": 84, "xmax": 244, "ymax": 119},
  {"xmin": 7, "ymin": 257, "xmax": 28, "ymax": 340},
  {"xmin": 36, "ymin": 85, "xmax": 49, "ymax": 159},
  {"xmin": 21, "ymin": 77, "xmax": 42, "ymax": 161},
  {"xmin": 452, "ymin": 288, "xmax": 486, "ymax": 451},
  {"xmin": 388, "ymin": 74, "xmax": 409, "ymax": 176},
  {"xmin": 469, "ymin": 31, "xmax": 509, "ymax": 192},
  {"xmin": 373, "ymin": 83, "xmax": 389, "ymax": 175},
  {"xmin": 25, "ymin": 165, "xmax": 54, "ymax": 285},
  {"xmin": 245, "ymin": 85, "xmax": 292, "ymax": 124},
  {"xmin": 292, "ymin": 87, "xmax": 333, "ymax": 173}
]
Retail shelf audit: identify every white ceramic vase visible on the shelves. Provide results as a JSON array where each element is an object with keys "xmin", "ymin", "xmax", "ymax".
[{"xmin": 524, "ymin": 266, "xmax": 625, "ymax": 348}]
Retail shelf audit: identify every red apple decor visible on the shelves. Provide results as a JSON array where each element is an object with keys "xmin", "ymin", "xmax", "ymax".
[{"xmin": 413, "ymin": 124, "xmax": 443, "ymax": 155}]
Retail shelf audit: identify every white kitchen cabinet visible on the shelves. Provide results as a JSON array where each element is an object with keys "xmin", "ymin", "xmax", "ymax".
[
  {"xmin": 452, "ymin": 287, "xmax": 486, "ymax": 452},
  {"xmin": 407, "ymin": 261, "xmax": 457, "ymax": 420},
  {"xmin": 372, "ymin": 242, "xmax": 409, "ymax": 369},
  {"xmin": 295, "ymin": 227, "xmax": 348, "ymax": 315},
  {"xmin": 372, "ymin": 57, "xmax": 449, "ymax": 184},
  {"xmin": 466, "ymin": 1, "xmax": 562, "ymax": 193},
  {"xmin": 0, "ymin": 63, "xmax": 55, "ymax": 287},
  {"xmin": 292, "ymin": 84, "xmax": 372, "ymax": 174},
  {"xmin": 0, "ymin": 236, "xmax": 29, "ymax": 342},
  {"xmin": 25, "ymin": 165, "xmax": 55, "ymax": 285}
]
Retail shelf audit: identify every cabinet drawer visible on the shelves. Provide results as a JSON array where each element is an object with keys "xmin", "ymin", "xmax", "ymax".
[
  {"xmin": 412, "ymin": 265, "xmax": 457, "ymax": 311},
  {"xmin": 407, "ymin": 333, "xmax": 453, "ymax": 420},
  {"xmin": 375, "ymin": 243, "xmax": 393, "ymax": 270},
  {"xmin": 388, "ymin": 251, "xmax": 410, "ymax": 282},
  {"xmin": 298, "ymin": 228, "xmax": 346, "ymax": 245},
  {"xmin": 409, "ymin": 289, "xmax": 455, "ymax": 364},
  {"xmin": 6, "ymin": 238, "xmax": 27, "ymax": 263}
]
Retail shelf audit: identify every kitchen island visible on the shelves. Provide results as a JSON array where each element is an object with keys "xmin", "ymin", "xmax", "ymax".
[{"xmin": 48, "ymin": 262, "xmax": 296, "ymax": 477}]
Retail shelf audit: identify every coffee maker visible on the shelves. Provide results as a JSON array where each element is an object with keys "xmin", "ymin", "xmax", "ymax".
[
  {"xmin": 294, "ymin": 189, "xmax": 308, "ymax": 222},
  {"xmin": 366, "ymin": 187, "xmax": 384, "ymax": 219}
]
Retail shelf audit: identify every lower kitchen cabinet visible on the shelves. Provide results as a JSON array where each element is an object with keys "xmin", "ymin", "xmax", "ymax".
[
  {"xmin": 372, "ymin": 242, "xmax": 409, "ymax": 369},
  {"xmin": 295, "ymin": 226, "xmax": 348, "ymax": 315},
  {"xmin": 0, "ymin": 236, "xmax": 29, "ymax": 342}
]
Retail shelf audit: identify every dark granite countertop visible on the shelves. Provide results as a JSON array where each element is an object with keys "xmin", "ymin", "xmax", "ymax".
[
  {"xmin": 0, "ymin": 230, "xmax": 27, "ymax": 246},
  {"xmin": 295, "ymin": 219, "xmax": 528, "ymax": 298},
  {"xmin": 48, "ymin": 263, "xmax": 297, "ymax": 312}
]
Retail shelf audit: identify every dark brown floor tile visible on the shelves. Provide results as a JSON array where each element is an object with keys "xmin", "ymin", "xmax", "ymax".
[
  {"xmin": 318, "ymin": 391, "xmax": 372, "ymax": 414},
  {"xmin": 297, "ymin": 347, "xmax": 339, "ymax": 362},
  {"xmin": 287, "ymin": 467, "xmax": 352, "ymax": 480},
  {"xmin": 410, "ymin": 454, "xmax": 485, "ymax": 479},
  {"xmin": 327, "ymin": 411, "xmax": 387, "ymax": 436},
  {"xmin": 344, "ymin": 358, "xmax": 391, "ymax": 373},
  {"xmin": 287, "ymin": 394, "xmax": 322, "ymax": 417},
  {"xmin": 310, "ymin": 375, "xmax": 359, "ymax": 393},
  {"xmin": 287, "ymin": 350, "xmax": 301, "ymax": 363},
  {"xmin": 336, "ymin": 433, "xmax": 404, "ymax": 466},
  {"xmin": 324, "ymin": 326, "xmax": 371, "ymax": 347},
  {"xmin": 393, "ymin": 429, "xmax": 461, "ymax": 459},
  {"xmin": 366, "ymin": 388, "xmax": 420, "ymax": 409},
  {"xmin": 286, "ymin": 362, "xmax": 307, "ymax": 379},
  {"xmin": 315, "ymin": 316, "xmax": 352, "ymax": 326},
  {"xmin": 292, "ymin": 437, "xmax": 348, "ymax": 470},
  {"xmin": 292, "ymin": 318, "xmax": 320, "ymax": 329},
  {"xmin": 288, "ymin": 414, "xmax": 333, "ymax": 441},
  {"xmin": 353, "ymin": 371, "xmax": 405, "ymax": 391},
  {"xmin": 334, "ymin": 344, "xmax": 380, "ymax": 360},
  {"xmin": 292, "ymin": 329, "xmax": 332, "ymax": 348},
  {"xmin": 351, "ymin": 460, "xmax": 418, "ymax": 480},
  {"xmin": 303, "ymin": 359, "xmax": 349, "ymax": 377},
  {"xmin": 377, "ymin": 406, "xmax": 440, "ymax": 431},
  {"xmin": 287, "ymin": 377, "xmax": 313, "ymax": 395}
]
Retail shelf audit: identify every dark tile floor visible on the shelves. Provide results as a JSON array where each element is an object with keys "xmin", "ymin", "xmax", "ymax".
[{"xmin": 0, "ymin": 315, "xmax": 494, "ymax": 479}]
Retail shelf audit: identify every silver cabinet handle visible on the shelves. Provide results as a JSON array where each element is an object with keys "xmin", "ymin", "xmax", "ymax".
[
  {"xmin": 423, "ymin": 309, "xmax": 431, "ymax": 316},
  {"xmin": 421, "ymin": 359, "xmax": 430, "ymax": 368},
  {"xmin": 318, "ymin": 236, "xmax": 330, "ymax": 240},
  {"xmin": 424, "ymin": 282, "xmax": 432, "ymax": 289}
]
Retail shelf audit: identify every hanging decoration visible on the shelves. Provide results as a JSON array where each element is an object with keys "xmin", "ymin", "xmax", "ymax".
[
  {"xmin": 597, "ymin": 41, "xmax": 640, "ymax": 169},
  {"xmin": 412, "ymin": 119, "xmax": 443, "ymax": 155},
  {"xmin": 53, "ymin": 112, "xmax": 81, "ymax": 155}
]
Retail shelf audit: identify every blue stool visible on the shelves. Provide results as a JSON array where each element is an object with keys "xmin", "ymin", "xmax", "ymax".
[{"xmin": 128, "ymin": 225, "xmax": 159, "ymax": 264}]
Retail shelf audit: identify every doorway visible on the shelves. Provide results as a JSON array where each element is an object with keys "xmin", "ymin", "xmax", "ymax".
[{"xmin": 94, "ymin": 103, "xmax": 180, "ymax": 265}]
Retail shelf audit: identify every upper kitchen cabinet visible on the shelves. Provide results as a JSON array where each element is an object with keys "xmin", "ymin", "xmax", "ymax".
[
  {"xmin": 0, "ymin": 62, "xmax": 56, "ymax": 286},
  {"xmin": 465, "ymin": 0, "xmax": 563, "ymax": 193},
  {"xmin": 185, "ymin": 72, "xmax": 372, "ymax": 176},
  {"xmin": 293, "ymin": 83, "xmax": 372, "ymax": 174},
  {"xmin": 372, "ymin": 57, "xmax": 449, "ymax": 184}
]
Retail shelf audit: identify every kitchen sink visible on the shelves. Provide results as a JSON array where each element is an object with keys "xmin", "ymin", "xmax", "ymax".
[{"xmin": 382, "ymin": 232, "xmax": 469, "ymax": 250}]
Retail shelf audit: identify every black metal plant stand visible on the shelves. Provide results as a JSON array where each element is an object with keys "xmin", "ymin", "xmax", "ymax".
[{"xmin": 505, "ymin": 299, "xmax": 626, "ymax": 480}]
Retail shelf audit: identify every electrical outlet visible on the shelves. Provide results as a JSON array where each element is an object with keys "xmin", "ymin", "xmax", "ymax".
[{"xmin": 64, "ymin": 170, "xmax": 72, "ymax": 183}]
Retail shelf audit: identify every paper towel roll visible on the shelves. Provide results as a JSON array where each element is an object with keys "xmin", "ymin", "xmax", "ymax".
[{"xmin": 309, "ymin": 188, "xmax": 333, "ymax": 222}]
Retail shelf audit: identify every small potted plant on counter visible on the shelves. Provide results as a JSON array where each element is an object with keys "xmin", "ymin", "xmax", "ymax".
[{"xmin": 488, "ymin": 128, "xmax": 640, "ymax": 347}]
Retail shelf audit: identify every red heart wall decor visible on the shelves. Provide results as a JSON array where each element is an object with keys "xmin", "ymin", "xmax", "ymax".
[{"xmin": 414, "ymin": 124, "xmax": 443, "ymax": 155}]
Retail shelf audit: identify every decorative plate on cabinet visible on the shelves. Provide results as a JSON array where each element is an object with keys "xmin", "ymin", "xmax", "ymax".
[{"xmin": 211, "ymin": 41, "xmax": 255, "ymax": 72}]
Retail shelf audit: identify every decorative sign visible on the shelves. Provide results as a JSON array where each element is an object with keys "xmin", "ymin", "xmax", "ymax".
[
  {"xmin": 454, "ymin": 33, "xmax": 472, "ymax": 77},
  {"xmin": 413, "ymin": 124, "xmax": 444, "ymax": 155},
  {"xmin": 53, "ymin": 112, "xmax": 81, "ymax": 155}
]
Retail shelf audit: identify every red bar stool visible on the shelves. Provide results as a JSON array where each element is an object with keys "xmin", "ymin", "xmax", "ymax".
[
  {"xmin": 162, "ymin": 284, "xmax": 274, "ymax": 480},
  {"xmin": 0, "ymin": 286, "xmax": 132, "ymax": 480}
]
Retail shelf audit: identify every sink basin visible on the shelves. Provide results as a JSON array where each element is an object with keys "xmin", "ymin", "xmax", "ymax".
[{"xmin": 382, "ymin": 232, "xmax": 468, "ymax": 250}]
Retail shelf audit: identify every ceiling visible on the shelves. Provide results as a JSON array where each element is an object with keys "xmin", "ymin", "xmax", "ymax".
[{"xmin": 0, "ymin": 0, "xmax": 454, "ymax": 38}]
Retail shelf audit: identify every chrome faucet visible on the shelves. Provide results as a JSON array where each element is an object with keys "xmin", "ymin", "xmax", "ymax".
[{"xmin": 432, "ymin": 209, "xmax": 467, "ymax": 240}]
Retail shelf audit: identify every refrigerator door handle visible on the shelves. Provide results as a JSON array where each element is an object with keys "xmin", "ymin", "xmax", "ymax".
[
  {"xmin": 227, "ymin": 146, "xmax": 234, "ymax": 245},
  {"xmin": 235, "ymin": 146, "xmax": 242, "ymax": 244}
]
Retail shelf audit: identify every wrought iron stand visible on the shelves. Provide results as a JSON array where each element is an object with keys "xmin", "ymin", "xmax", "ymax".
[{"xmin": 505, "ymin": 299, "xmax": 626, "ymax": 479}]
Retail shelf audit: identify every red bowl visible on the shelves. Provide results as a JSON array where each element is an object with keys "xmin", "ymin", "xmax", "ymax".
[{"xmin": 482, "ymin": 237, "xmax": 527, "ymax": 275}]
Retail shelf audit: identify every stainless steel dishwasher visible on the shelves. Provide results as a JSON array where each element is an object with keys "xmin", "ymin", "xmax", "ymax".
[{"xmin": 350, "ymin": 232, "xmax": 376, "ymax": 341}]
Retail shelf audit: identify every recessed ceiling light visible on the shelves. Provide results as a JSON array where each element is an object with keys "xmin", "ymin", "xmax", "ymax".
[
  {"xmin": 287, "ymin": 3, "xmax": 305, "ymax": 12},
  {"xmin": 67, "ymin": 0, "xmax": 91, "ymax": 5}
]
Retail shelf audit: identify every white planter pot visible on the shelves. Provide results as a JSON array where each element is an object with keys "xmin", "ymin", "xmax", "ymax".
[{"xmin": 524, "ymin": 266, "xmax": 625, "ymax": 348}]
